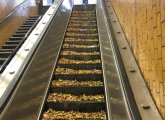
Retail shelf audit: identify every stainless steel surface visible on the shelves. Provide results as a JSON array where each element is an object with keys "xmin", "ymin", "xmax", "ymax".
[
  {"xmin": 96, "ymin": 0, "xmax": 131, "ymax": 119},
  {"xmin": 0, "ymin": 0, "xmax": 63, "ymax": 110},
  {"xmin": 105, "ymin": 0, "xmax": 162, "ymax": 120}
]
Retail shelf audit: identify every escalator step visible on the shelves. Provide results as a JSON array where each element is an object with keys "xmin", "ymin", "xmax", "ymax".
[
  {"xmin": 46, "ymin": 101, "xmax": 105, "ymax": 112},
  {"xmin": 13, "ymin": 33, "xmax": 26, "ymax": 37},
  {"xmin": 21, "ymin": 25, "xmax": 33, "ymax": 28},
  {"xmin": 0, "ymin": 52, "xmax": 12, "ymax": 58},
  {"xmin": 19, "ymin": 27, "xmax": 31, "ymax": 31},
  {"xmin": 0, "ymin": 58, "xmax": 7, "ymax": 65},
  {"xmin": 25, "ymin": 20, "xmax": 36, "ymax": 22},
  {"xmin": 0, "ymin": 49, "xmax": 14, "ymax": 52},
  {"xmin": 6, "ymin": 41, "xmax": 21, "ymax": 45},
  {"xmin": 23, "ymin": 22, "xmax": 35, "ymax": 25},
  {"xmin": 27, "ymin": 18, "xmax": 38, "ymax": 21},
  {"xmin": 29, "ymin": 16, "xmax": 40, "ymax": 18},
  {"xmin": 9, "ymin": 37, "xmax": 24, "ymax": 41},
  {"xmin": 16, "ymin": 30, "xmax": 29, "ymax": 34},
  {"xmin": 2, "ymin": 45, "xmax": 18, "ymax": 49}
]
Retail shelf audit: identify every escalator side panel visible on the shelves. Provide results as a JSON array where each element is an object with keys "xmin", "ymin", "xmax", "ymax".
[{"xmin": 96, "ymin": 0, "xmax": 132, "ymax": 120}]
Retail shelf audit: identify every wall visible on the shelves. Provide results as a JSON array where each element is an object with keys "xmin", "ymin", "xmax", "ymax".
[
  {"xmin": 0, "ymin": 0, "xmax": 38, "ymax": 47},
  {"xmin": 108, "ymin": 0, "xmax": 165, "ymax": 118}
]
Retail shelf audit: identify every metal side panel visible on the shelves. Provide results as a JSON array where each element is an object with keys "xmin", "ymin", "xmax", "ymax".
[
  {"xmin": 104, "ymin": 0, "xmax": 162, "ymax": 120},
  {"xmin": 0, "ymin": 0, "xmax": 62, "ymax": 111},
  {"xmin": 0, "ymin": 0, "xmax": 73, "ymax": 119},
  {"xmin": 96, "ymin": 0, "xmax": 132, "ymax": 120}
]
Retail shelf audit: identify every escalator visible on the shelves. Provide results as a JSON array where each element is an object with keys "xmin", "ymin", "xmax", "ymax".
[
  {"xmin": 42, "ymin": 7, "xmax": 106, "ymax": 119},
  {"xmin": 0, "ymin": 16, "xmax": 41, "ymax": 72},
  {"xmin": 0, "ymin": 0, "xmax": 161, "ymax": 120}
]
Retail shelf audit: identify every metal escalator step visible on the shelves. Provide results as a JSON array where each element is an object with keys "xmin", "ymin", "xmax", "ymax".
[
  {"xmin": 13, "ymin": 33, "xmax": 26, "ymax": 37},
  {"xmin": 0, "ymin": 49, "xmax": 14, "ymax": 52},
  {"xmin": 27, "ymin": 18, "xmax": 38, "ymax": 21},
  {"xmin": 57, "ymin": 63, "xmax": 101, "ymax": 70},
  {"xmin": 16, "ymin": 30, "xmax": 28, "ymax": 34},
  {"xmin": 2, "ymin": 45, "xmax": 18, "ymax": 49},
  {"xmin": 54, "ymin": 74, "xmax": 102, "ymax": 81},
  {"xmin": 62, "ymin": 48, "xmax": 99, "ymax": 52},
  {"xmin": 68, "ymin": 26, "xmax": 97, "ymax": 29},
  {"xmin": 9, "ymin": 37, "xmax": 24, "ymax": 41},
  {"xmin": 51, "ymin": 86, "xmax": 104, "ymax": 94},
  {"xmin": 21, "ymin": 25, "xmax": 33, "ymax": 28},
  {"xmin": 25, "ymin": 20, "xmax": 36, "ymax": 22},
  {"xmin": 66, "ymin": 35, "xmax": 98, "ymax": 39},
  {"xmin": 6, "ymin": 41, "xmax": 21, "ymax": 45},
  {"xmin": 18, "ymin": 28, "xmax": 31, "ymax": 31},
  {"xmin": 64, "ymin": 41, "xmax": 99, "ymax": 45},
  {"xmin": 29, "ymin": 16, "xmax": 40, "ymax": 18},
  {"xmin": 0, "ymin": 58, "xmax": 7, "ymax": 65},
  {"xmin": 23, "ymin": 22, "xmax": 35, "ymax": 25},
  {"xmin": 0, "ymin": 52, "xmax": 12, "ymax": 58},
  {"xmin": 60, "ymin": 55, "xmax": 100, "ymax": 60},
  {"xmin": 46, "ymin": 101, "xmax": 105, "ymax": 112}
]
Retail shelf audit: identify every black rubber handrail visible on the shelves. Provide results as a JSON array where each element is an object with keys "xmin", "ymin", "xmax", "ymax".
[
  {"xmin": 0, "ymin": 0, "xmax": 28, "ymax": 25},
  {"xmin": 0, "ymin": 16, "xmax": 42, "ymax": 73}
]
